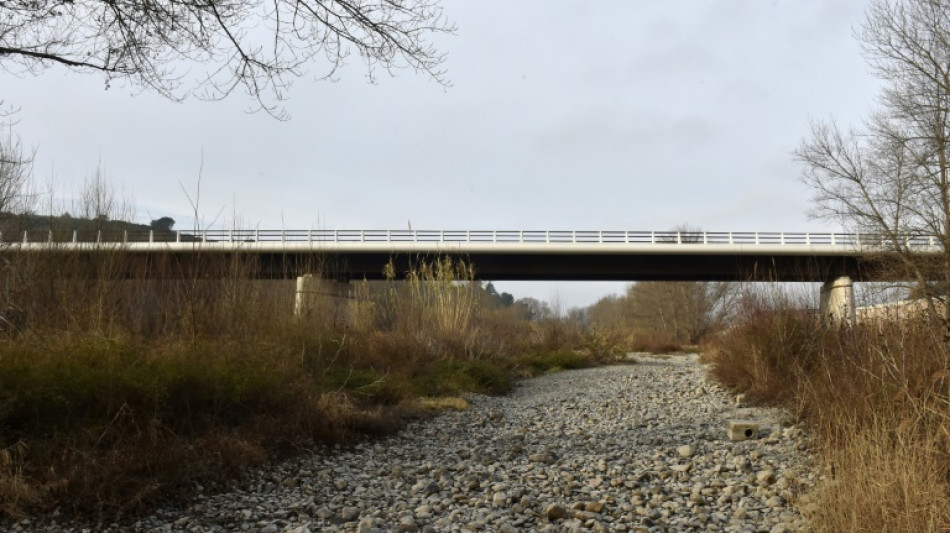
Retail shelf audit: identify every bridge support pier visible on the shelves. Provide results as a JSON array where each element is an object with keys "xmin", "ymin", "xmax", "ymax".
[
  {"xmin": 818, "ymin": 276, "xmax": 855, "ymax": 325},
  {"xmin": 294, "ymin": 275, "xmax": 351, "ymax": 318}
]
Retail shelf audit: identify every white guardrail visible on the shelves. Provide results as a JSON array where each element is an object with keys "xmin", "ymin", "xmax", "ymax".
[{"xmin": 0, "ymin": 229, "xmax": 943, "ymax": 248}]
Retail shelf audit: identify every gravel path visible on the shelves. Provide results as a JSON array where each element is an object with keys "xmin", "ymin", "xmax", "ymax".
[{"xmin": 16, "ymin": 354, "xmax": 816, "ymax": 532}]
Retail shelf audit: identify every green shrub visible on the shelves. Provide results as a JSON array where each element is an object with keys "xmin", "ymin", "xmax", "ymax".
[
  {"xmin": 409, "ymin": 359, "xmax": 512, "ymax": 397},
  {"xmin": 519, "ymin": 348, "xmax": 594, "ymax": 375}
]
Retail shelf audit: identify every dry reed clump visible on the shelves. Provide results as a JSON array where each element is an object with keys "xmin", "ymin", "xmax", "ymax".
[
  {"xmin": 0, "ymin": 473, "xmax": 37, "ymax": 519},
  {"xmin": 706, "ymin": 292, "xmax": 950, "ymax": 532},
  {"xmin": 370, "ymin": 257, "xmax": 485, "ymax": 361},
  {"xmin": 0, "ymin": 443, "xmax": 40, "ymax": 518},
  {"xmin": 806, "ymin": 417, "xmax": 950, "ymax": 533}
]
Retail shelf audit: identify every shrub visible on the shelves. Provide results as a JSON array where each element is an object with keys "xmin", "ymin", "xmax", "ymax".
[{"xmin": 519, "ymin": 348, "xmax": 595, "ymax": 375}]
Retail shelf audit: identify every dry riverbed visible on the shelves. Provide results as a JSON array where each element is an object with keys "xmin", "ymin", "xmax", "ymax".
[{"xmin": 15, "ymin": 354, "xmax": 816, "ymax": 532}]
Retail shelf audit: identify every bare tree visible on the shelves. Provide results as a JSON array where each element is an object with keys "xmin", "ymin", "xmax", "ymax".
[
  {"xmin": 78, "ymin": 164, "xmax": 134, "ymax": 228},
  {"xmin": 0, "ymin": 0, "xmax": 454, "ymax": 116},
  {"xmin": 625, "ymin": 281, "xmax": 738, "ymax": 345},
  {"xmin": 0, "ymin": 113, "xmax": 33, "ymax": 216},
  {"xmin": 795, "ymin": 0, "xmax": 950, "ymax": 329}
]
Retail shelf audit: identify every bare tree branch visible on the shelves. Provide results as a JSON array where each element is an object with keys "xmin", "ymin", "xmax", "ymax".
[
  {"xmin": 0, "ymin": 120, "xmax": 34, "ymax": 216},
  {"xmin": 0, "ymin": 0, "xmax": 455, "ymax": 116}
]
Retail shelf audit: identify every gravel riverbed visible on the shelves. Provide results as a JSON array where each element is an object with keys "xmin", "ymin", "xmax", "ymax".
[{"xmin": 16, "ymin": 354, "xmax": 817, "ymax": 532}]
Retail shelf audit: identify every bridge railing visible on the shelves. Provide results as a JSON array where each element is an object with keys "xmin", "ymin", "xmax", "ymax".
[{"xmin": 0, "ymin": 229, "xmax": 942, "ymax": 249}]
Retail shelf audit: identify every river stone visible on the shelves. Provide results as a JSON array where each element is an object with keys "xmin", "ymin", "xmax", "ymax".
[{"xmin": 544, "ymin": 503, "xmax": 568, "ymax": 520}]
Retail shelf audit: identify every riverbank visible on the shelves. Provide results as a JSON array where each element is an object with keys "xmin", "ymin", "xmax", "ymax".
[{"xmin": 10, "ymin": 354, "xmax": 815, "ymax": 532}]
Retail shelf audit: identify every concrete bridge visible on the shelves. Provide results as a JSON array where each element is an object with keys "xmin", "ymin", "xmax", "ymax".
[{"xmin": 2, "ymin": 228, "xmax": 943, "ymax": 323}]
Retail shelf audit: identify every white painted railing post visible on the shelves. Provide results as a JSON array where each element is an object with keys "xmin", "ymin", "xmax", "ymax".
[
  {"xmin": 149, "ymin": 230, "xmax": 154, "ymax": 243},
  {"xmin": 728, "ymin": 232, "xmax": 733, "ymax": 245},
  {"xmin": 677, "ymin": 232, "xmax": 682, "ymax": 244},
  {"xmin": 22, "ymin": 231, "xmax": 27, "ymax": 244},
  {"xmin": 651, "ymin": 231, "xmax": 655, "ymax": 244},
  {"xmin": 72, "ymin": 231, "xmax": 78, "ymax": 244},
  {"xmin": 755, "ymin": 232, "xmax": 759, "ymax": 245},
  {"xmin": 176, "ymin": 231, "xmax": 181, "ymax": 243}
]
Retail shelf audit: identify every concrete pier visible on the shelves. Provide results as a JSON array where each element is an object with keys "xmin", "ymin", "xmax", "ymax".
[
  {"xmin": 819, "ymin": 276, "xmax": 856, "ymax": 325},
  {"xmin": 294, "ymin": 275, "xmax": 351, "ymax": 317}
]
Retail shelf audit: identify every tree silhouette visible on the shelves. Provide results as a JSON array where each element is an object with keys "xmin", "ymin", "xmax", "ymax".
[{"xmin": 150, "ymin": 217, "xmax": 175, "ymax": 232}]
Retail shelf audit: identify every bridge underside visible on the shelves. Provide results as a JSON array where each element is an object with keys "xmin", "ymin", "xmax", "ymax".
[
  {"xmin": 312, "ymin": 251, "xmax": 883, "ymax": 282},
  {"xmin": 23, "ymin": 249, "xmax": 891, "ymax": 283}
]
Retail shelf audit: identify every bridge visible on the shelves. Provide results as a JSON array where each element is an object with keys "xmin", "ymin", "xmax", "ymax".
[{"xmin": 2, "ymin": 228, "xmax": 943, "ymax": 323}]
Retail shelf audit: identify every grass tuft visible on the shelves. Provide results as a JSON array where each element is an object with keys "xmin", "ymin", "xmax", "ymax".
[{"xmin": 415, "ymin": 397, "xmax": 470, "ymax": 412}]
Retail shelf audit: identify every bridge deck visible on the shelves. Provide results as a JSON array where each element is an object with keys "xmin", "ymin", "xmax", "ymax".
[{"xmin": 0, "ymin": 230, "xmax": 941, "ymax": 282}]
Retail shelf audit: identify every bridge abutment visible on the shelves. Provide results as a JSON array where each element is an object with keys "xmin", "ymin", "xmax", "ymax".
[
  {"xmin": 294, "ymin": 275, "xmax": 351, "ymax": 317},
  {"xmin": 818, "ymin": 276, "xmax": 855, "ymax": 325}
]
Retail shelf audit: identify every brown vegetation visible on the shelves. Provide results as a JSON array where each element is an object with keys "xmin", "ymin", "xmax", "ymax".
[
  {"xmin": 706, "ymin": 292, "xmax": 950, "ymax": 532},
  {"xmin": 0, "ymin": 248, "xmax": 611, "ymax": 521},
  {"xmin": 585, "ymin": 281, "xmax": 737, "ymax": 352}
]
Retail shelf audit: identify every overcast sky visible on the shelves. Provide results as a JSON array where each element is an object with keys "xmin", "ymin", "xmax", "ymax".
[{"xmin": 4, "ymin": 1, "xmax": 880, "ymax": 309}]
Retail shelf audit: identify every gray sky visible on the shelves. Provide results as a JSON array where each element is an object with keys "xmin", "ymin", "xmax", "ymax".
[{"xmin": 4, "ymin": 1, "xmax": 880, "ymax": 309}]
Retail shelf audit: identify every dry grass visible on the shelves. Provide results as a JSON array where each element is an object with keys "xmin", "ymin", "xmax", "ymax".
[
  {"xmin": 807, "ymin": 416, "xmax": 950, "ymax": 533},
  {"xmin": 415, "ymin": 397, "xmax": 471, "ymax": 412},
  {"xmin": 706, "ymin": 292, "xmax": 950, "ymax": 532},
  {"xmin": 0, "ymin": 444, "xmax": 40, "ymax": 519}
]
